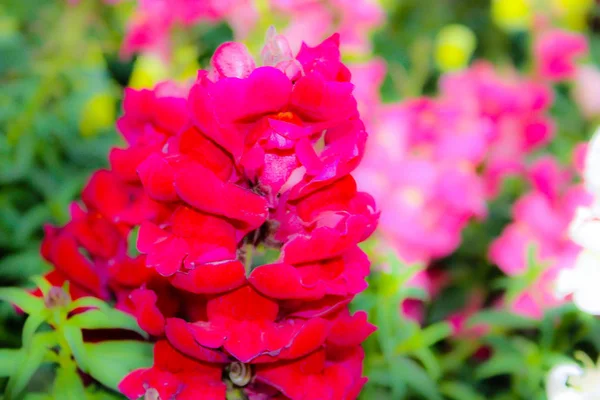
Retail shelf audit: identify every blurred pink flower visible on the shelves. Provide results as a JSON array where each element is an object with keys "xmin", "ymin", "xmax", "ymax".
[
  {"xmin": 357, "ymin": 155, "xmax": 486, "ymax": 264},
  {"xmin": 534, "ymin": 29, "xmax": 589, "ymax": 82},
  {"xmin": 441, "ymin": 62, "xmax": 555, "ymax": 196},
  {"xmin": 574, "ymin": 65, "xmax": 600, "ymax": 119},
  {"xmin": 348, "ymin": 59, "xmax": 387, "ymax": 127},
  {"xmin": 272, "ymin": 0, "xmax": 384, "ymax": 53},
  {"xmin": 356, "ymin": 94, "xmax": 491, "ymax": 264},
  {"xmin": 489, "ymin": 156, "xmax": 592, "ymax": 317},
  {"xmin": 122, "ymin": 0, "xmax": 257, "ymax": 59}
]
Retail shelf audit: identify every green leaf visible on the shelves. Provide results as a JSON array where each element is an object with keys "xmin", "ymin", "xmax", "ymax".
[
  {"xmin": 53, "ymin": 363, "xmax": 87, "ymax": 400},
  {"xmin": 440, "ymin": 381, "xmax": 486, "ymax": 400},
  {"xmin": 0, "ymin": 287, "xmax": 44, "ymax": 315},
  {"xmin": 84, "ymin": 341, "xmax": 153, "ymax": 391},
  {"xmin": 67, "ymin": 308, "xmax": 147, "ymax": 338},
  {"xmin": 68, "ymin": 296, "xmax": 108, "ymax": 312},
  {"xmin": 22, "ymin": 311, "xmax": 49, "ymax": 348},
  {"xmin": 30, "ymin": 275, "xmax": 52, "ymax": 298},
  {"xmin": 5, "ymin": 332, "xmax": 57, "ymax": 399},
  {"xmin": 396, "ymin": 322, "xmax": 452, "ymax": 353},
  {"xmin": 395, "ymin": 356, "xmax": 443, "ymax": 400},
  {"xmin": 0, "ymin": 348, "xmax": 23, "ymax": 377},
  {"xmin": 476, "ymin": 353, "xmax": 525, "ymax": 379},
  {"xmin": 413, "ymin": 347, "xmax": 442, "ymax": 380},
  {"xmin": 467, "ymin": 310, "xmax": 538, "ymax": 330},
  {"xmin": 63, "ymin": 325, "xmax": 89, "ymax": 373}
]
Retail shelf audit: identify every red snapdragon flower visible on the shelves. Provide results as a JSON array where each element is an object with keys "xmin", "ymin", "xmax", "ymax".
[{"xmin": 39, "ymin": 31, "xmax": 378, "ymax": 399}]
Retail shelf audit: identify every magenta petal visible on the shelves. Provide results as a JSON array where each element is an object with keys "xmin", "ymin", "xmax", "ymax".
[
  {"xmin": 211, "ymin": 42, "xmax": 256, "ymax": 79},
  {"xmin": 138, "ymin": 154, "xmax": 178, "ymax": 202},
  {"xmin": 174, "ymin": 163, "xmax": 268, "ymax": 229},
  {"xmin": 165, "ymin": 318, "xmax": 229, "ymax": 363},
  {"xmin": 249, "ymin": 263, "xmax": 323, "ymax": 300},
  {"xmin": 146, "ymin": 236, "xmax": 189, "ymax": 276},
  {"xmin": 170, "ymin": 261, "xmax": 246, "ymax": 294}
]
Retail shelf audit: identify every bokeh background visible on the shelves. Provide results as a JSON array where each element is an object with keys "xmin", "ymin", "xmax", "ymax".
[{"xmin": 2, "ymin": 0, "xmax": 600, "ymax": 399}]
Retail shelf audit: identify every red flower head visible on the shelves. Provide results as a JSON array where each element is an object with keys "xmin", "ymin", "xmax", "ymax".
[{"xmin": 41, "ymin": 31, "xmax": 378, "ymax": 400}]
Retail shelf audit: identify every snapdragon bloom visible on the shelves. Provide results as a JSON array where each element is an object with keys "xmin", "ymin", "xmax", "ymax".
[
  {"xmin": 534, "ymin": 29, "xmax": 589, "ymax": 82},
  {"xmin": 356, "ymin": 97, "xmax": 488, "ymax": 264},
  {"xmin": 489, "ymin": 154, "xmax": 591, "ymax": 318},
  {"xmin": 121, "ymin": 0, "xmax": 257, "ymax": 59},
  {"xmin": 441, "ymin": 62, "xmax": 555, "ymax": 197},
  {"xmin": 272, "ymin": 0, "xmax": 385, "ymax": 54},
  {"xmin": 39, "ymin": 32, "xmax": 378, "ymax": 399},
  {"xmin": 121, "ymin": 0, "xmax": 384, "ymax": 60}
]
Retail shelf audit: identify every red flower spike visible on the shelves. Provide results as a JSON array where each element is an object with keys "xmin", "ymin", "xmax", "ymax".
[{"xmin": 38, "ymin": 33, "xmax": 377, "ymax": 400}]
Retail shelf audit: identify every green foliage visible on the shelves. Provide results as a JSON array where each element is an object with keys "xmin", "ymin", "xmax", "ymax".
[
  {"xmin": 0, "ymin": 278, "xmax": 149, "ymax": 398},
  {"xmin": 84, "ymin": 341, "xmax": 153, "ymax": 391}
]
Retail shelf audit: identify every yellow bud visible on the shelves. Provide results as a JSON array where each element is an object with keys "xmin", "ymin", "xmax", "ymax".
[
  {"xmin": 79, "ymin": 92, "xmax": 116, "ymax": 138},
  {"xmin": 553, "ymin": 0, "xmax": 594, "ymax": 31},
  {"xmin": 128, "ymin": 54, "xmax": 170, "ymax": 89},
  {"xmin": 435, "ymin": 24, "xmax": 477, "ymax": 72},
  {"xmin": 492, "ymin": 0, "xmax": 533, "ymax": 32}
]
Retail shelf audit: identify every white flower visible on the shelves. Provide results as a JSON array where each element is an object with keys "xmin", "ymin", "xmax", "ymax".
[
  {"xmin": 569, "ymin": 208, "xmax": 600, "ymax": 254},
  {"xmin": 547, "ymin": 354, "xmax": 600, "ymax": 400},
  {"xmin": 585, "ymin": 127, "xmax": 600, "ymax": 197},
  {"xmin": 558, "ymin": 127, "xmax": 600, "ymax": 315},
  {"xmin": 556, "ymin": 250, "xmax": 600, "ymax": 315}
]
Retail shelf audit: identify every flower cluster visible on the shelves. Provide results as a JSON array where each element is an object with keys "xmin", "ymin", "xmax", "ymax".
[
  {"xmin": 355, "ymin": 57, "xmax": 558, "ymax": 265},
  {"xmin": 121, "ymin": 0, "xmax": 384, "ymax": 60},
  {"xmin": 38, "ymin": 32, "xmax": 378, "ymax": 399},
  {"xmin": 489, "ymin": 153, "xmax": 591, "ymax": 318}
]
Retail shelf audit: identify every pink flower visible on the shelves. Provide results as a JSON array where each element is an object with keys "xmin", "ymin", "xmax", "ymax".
[
  {"xmin": 489, "ymin": 156, "xmax": 592, "ymax": 317},
  {"xmin": 534, "ymin": 29, "xmax": 589, "ymax": 82},
  {"xmin": 271, "ymin": 0, "xmax": 385, "ymax": 54},
  {"xmin": 441, "ymin": 62, "xmax": 555, "ymax": 196},
  {"xmin": 356, "ymin": 97, "xmax": 488, "ymax": 264},
  {"xmin": 121, "ymin": 0, "xmax": 256, "ymax": 59}
]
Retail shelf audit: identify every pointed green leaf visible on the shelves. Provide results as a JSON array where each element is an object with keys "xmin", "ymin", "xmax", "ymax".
[
  {"xmin": 467, "ymin": 310, "xmax": 537, "ymax": 330},
  {"xmin": 30, "ymin": 276, "xmax": 52, "ymax": 298},
  {"xmin": 0, "ymin": 287, "xmax": 44, "ymax": 315},
  {"xmin": 67, "ymin": 308, "xmax": 147, "ymax": 338},
  {"xmin": 63, "ymin": 325, "xmax": 89, "ymax": 373},
  {"xmin": 476, "ymin": 353, "xmax": 525, "ymax": 379},
  {"xmin": 395, "ymin": 356, "xmax": 443, "ymax": 400},
  {"xmin": 5, "ymin": 332, "xmax": 57, "ymax": 399},
  {"xmin": 440, "ymin": 381, "xmax": 486, "ymax": 400},
  {"xmin": 84, "ymin": 341, "xmax": 153, "ymax": 391},
  {"xmin": 68, "ymin": 296, "xmax": 108, "ymax": 313},
  {"xmin": 53, "ymin": 363, "xmax": 87, "ymax": 400},
  {"xmin": 22, "ymin": 311, "xmax": 49, "ymax": 348}
]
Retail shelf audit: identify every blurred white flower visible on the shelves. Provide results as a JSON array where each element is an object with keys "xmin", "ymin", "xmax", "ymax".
[
  {"xmin": 584, "ymin": 128, "xmax": 600, "ymax": 198},
  {"xmin": 547, "ymin": 354, "xmax": 600, "ymax": 400},
  {"xmin": 557, "ymin": 127, "xmax": 600, "ymax": 314},
  {"xmin": 556, "ymin": 250, "xmax": 600, "ymax": 315}
]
